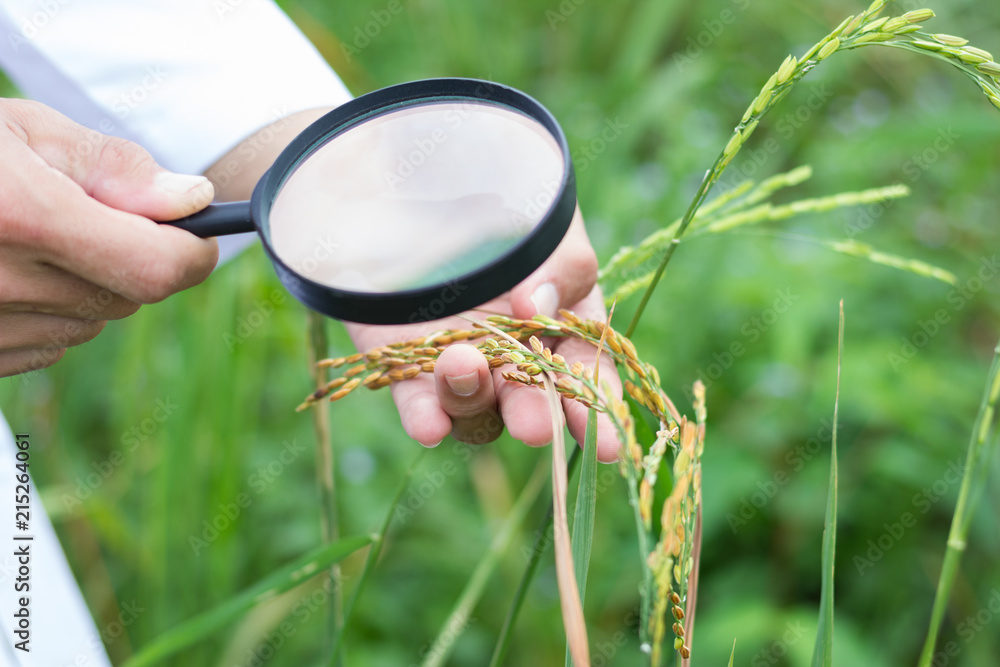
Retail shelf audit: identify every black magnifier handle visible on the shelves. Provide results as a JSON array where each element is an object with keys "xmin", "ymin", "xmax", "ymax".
[{"xmin": 163, "ymin": 201, "xmax": 255, "ymax": 238}]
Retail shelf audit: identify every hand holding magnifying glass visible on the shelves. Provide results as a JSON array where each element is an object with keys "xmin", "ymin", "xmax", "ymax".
[
  {"xmin": 163, "ymin": 78, "xmax": 625, "ymax": 457},
  {"xmin": 166, "ymin": 78, "xmax": 623, "ymax": 456}
]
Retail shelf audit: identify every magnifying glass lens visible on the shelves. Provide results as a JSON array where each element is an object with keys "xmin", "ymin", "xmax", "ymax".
[{"xmin": 267, "ymin": 102, "xmax": 566, "ymax": 294}]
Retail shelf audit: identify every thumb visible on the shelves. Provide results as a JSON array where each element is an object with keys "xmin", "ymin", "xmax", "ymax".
[
  {"xmin": 76, "ymin": 137, "xmax": 215, "ymax": 221},
  {"xmin": 9, "ymin": 100, "xmax": 214, "ymax": 220},
  {"xmin": 509, "ymin": 207, "xmax": 598, "ymax": 319}
]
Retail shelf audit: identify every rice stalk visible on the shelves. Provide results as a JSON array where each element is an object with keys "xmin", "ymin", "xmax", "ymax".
[
  {"xmin": 330, "ymin": 449, "xmax": 426, "ymax": 659},
  {"xmin": 463, "ymin": 315, "xmax": 591, "ymax": 667},
  {"xmin": 306, "ymin": 311, "xmax": 343, "ymax": 666},
  {"xmin": 918, "ymin": 338, "xmax": 1000, "ymax": 665},
  {"xmin": 301, "ymin": 313, "xmax": 703, "ymax": 662},
  {"xmin": 599, "ymin": 170, "xmax": 922, "ymax": 304},
  {"xmin": 489, "ymin": 448, "xmax": 582, "ymax": 667},
  {"xmin": 624, "ymin": 0, "xmax": 1000, "ymax": 336}
]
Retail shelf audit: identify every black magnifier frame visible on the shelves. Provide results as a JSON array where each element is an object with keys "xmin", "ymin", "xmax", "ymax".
[{"xmin": 168, "ymin": 78, "xmax": 577, "ymax": 325}]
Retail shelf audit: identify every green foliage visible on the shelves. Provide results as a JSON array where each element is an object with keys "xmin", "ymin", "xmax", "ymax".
[
  {"xmin": 4, "ymin": 0, "xmax": 1000, "ymax": 665},
  {"xmin": 123, "ymin": 535, "xmax": 372, "ymax": 667}
]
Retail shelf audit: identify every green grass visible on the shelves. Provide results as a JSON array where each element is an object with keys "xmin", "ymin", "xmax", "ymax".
[{"xmin": 4, "ymin": 0, "xmax": 1000, "ymax": 664}]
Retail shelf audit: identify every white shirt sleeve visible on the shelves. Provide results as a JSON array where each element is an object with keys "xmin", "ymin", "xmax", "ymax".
[
  {"xmin": 0, "ymin": 0, "xmax": 354, "ymax": 262},
  {"xmin": 0, "ymin": 0, "xmax": 352, "ymax": 175}
]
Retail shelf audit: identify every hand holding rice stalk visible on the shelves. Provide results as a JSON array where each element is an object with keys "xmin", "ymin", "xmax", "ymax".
[{"xmin": 300, "ymin": 311, "xmax": 703, "ymax": 661}]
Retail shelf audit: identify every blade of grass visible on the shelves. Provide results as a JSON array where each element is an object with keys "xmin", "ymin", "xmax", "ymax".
[
  {"xmin": 307, "ymin": 311, "xmax": 343, "ymax": 665},
  {"xmin": 488, "ymin": 447, "xmax": 581, "ymax": 667},
  {"xmin": 123, "ymin": 535, "xmax": 373, "ymax": 667},
  {"xmin": 330, "ymin": 448, "xmax": 427, "ymax": 662},
  {"xmin": 728, "ymin": 639, "xmax": 736, "ymax": 667},
  {"xmin": 811, "ymin": 299, "xmax": 843, "ymax": 667},
  {"xmin": 460, "ymin": 314, "xmax": 590, "ymax": 667},
  {"xmin": 565, "ymin": 409, "xmax": 599, "ymax": 667},
  {"xmin": 564, "ymin": 301, "xmax": 615, "ymax": 666},
  {"xmin": 680, "ymin": 505, "xmax": 702, "ymax": 667},
  {"xmin": 543, "ymin": 350, "xmax": 590, "ymax": 667},
  {"xmin": 421, "ymin": 459, "xmax": 550, "ymax": 667},
  {"xmin": 918, "ymin": 337, "xmax": 1000, "ymax": 666}
]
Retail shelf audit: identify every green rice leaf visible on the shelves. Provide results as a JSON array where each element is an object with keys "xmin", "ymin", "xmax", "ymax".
[
  {"xmin": 566, "ymin": 409, "xmax": 600, "ymax": 666},
  {"xmin": 811, "ymin": 301, "xmax": 843, "ymax": 667},
  {"xmin": 124, "ymin": 535, "xmax": 374, "ymax": 667}
]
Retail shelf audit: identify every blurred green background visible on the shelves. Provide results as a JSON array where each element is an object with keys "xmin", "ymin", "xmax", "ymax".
[{"xmin": 3, "ymin": 0, "xmax": 1000, "ymax": 664}]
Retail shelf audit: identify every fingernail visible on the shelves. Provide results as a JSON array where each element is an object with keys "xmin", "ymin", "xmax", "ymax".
[
  {"xmin": 155, "ymin": 171, "xmax": 212, "ymax": 196},
  {"xmin": 426, "ymin": 440, "xmax": 442, "ymax": 448},
  {"xmin": 530, "ymin": 282, "xmax": 559, "ymax": 318},
  {"xmin": 445, "ymin": 371, "xmax": 480, "ymax": 397}
]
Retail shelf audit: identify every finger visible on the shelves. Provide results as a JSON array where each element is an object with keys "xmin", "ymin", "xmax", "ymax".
[
  {"xmin": 0, "ymin": 132, "xmax": 218, "ymax": 304},
  {"xmin": 554, "ymin": 286, "xmax": 625, "ymax": 463},
  {"xmin": 494, "ymin": 371, "xmax": 554, "ymax": 447},
  {"xmin": 390, "ymin": 376, "xmax": 452, "ymax": 447},
  {"xmin": 0, "ymin": 260, "xmax": 141, "ymax": 320},
  {"xmin": 0, "ymin": 312, "xmax": 105, "ymax": 351},
  {"xmin": 4, "ymin": 99, "xmax": 215, "ymax": 219},
  {"xmin": 434, "ymin": 344, "xmax": 504, "ymax": 445},
  {"xmin": 509, "ymin": 207, "xmax": 598, "ymax": 319},
  {"xmin": 559, "ymin": 340, "xmax": 624, "ymax": 463},
  {"xmin": 0, "ymin": 347, "xmax": 65, "ymax": 378}
]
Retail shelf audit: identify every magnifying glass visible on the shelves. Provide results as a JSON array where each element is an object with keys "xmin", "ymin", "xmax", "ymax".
[{"xmin": 165, "ymin": 78, "xmax": 576, "ymax": 325}]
